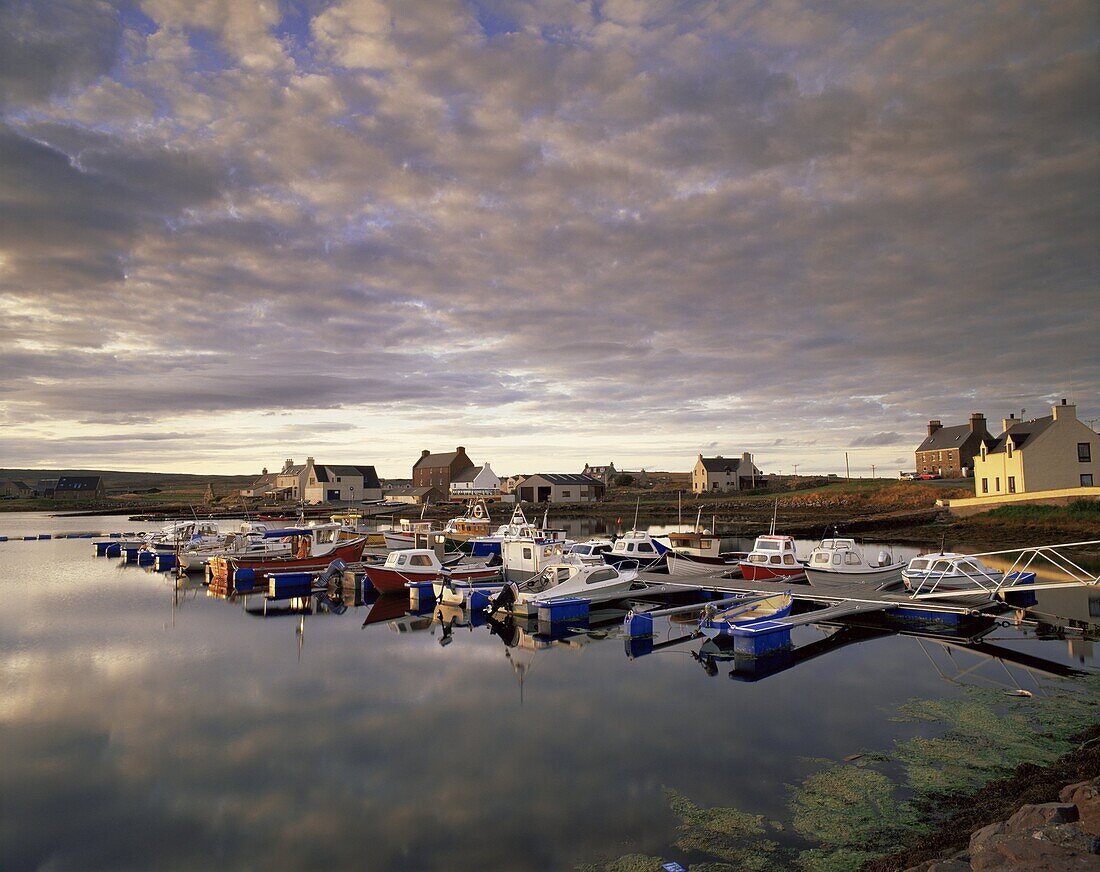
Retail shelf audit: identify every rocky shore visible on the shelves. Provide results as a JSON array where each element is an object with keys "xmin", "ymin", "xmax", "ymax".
[{"xmin": 906, "ymin": 778, "xmax": 1100, "ymax": 870}]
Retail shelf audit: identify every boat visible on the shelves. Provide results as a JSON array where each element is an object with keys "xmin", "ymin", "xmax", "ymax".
[
  {"xmin": 902, "ymin": 552, "xmax": 1006, "ymax": 595},
  {"xmin": 137, "ymin": 520, "xmax": 223, "ymax": 552},
  {"xmin": 487, "ymin": 561, "xmax": 641, "ymax": 616},
  {"xmin": 439, "ymin": 499, "xmax": 494, "ymax": 547},
  {"xmin": 177, "ymin": 523, "xmax": 292, "ymax": 571},
  {"xmin": 698, "ymin": 593, "xmax": 794, "ymax": 638},
  {"xmin": 739, "ymin": 534, "xmax": 807, "ymax": 581},
  {"xmin": 467, "ymin": 506, "xmax": 566, "ymax": 558},
  {"xmin": 209, "ymin": 534, "xmax": 368, "ymax": 585},
  {"xmin": 804, "ymin": 537, "xmax": 903, "ymax": 589},
  {"xmin": 382, "ymin": 517, "xmax": 439, "ymax": 550},
  {"xmin": 602, "ymin": 530, "xmax": 669, "ymax": 571},
  {"xmin": 364, "ymin": 548, "xmax": 501, "ymax": 594},
  {"xmin": 565, "ymin": 538, "xmax": 615, "ymax": 565},
  {"xmin": 665, "ymin": 529, "xmax": 745, "ymax": 577}
]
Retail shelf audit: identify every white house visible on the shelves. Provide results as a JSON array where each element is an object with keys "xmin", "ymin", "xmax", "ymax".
[
  {"xmin": 303, "ymin": 461, "xmax": 383, "ymax": 504},
  {"xmin": 449, "ymin": 462, "xmax": 501, "ymax": 498},
  {"xmin": 692, "ymin": 453, "xmax": 762, "ymax": 494}
]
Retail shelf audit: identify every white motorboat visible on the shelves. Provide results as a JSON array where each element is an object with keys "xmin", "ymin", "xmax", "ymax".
[
  {"xmin": 565, "ymin": 538, "xmax": 614, "ymax": 565},
  {"xmin": 902, "ymin": 552, "xmax": 1005, "ymax": 595},
  {"xmin": 488, "ymin": 561, "xmax": 641, "ymax": 616},
  {"xmin": 603, "ymin": 530, "xmax": 669, "ymax": 571},
  {"xmin": 382, "ymin": 518, "xmax": 439, "ymax": 550},
  {"xmin": 137, "ymin": 520, "xmax": 223, "ymax": 552},
  {"xmin": 804, "ymin": 538, "xmax": 903, "ymax": 589},
  {"xmin": 468, "ymin": 506, "xmax": 567, "ymax": 558},
  {"xmin": 177, "ymin": 524, "xmax": 291, "ymax": 571}
]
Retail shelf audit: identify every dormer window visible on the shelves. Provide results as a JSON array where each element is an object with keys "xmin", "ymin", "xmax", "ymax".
[{"xmin": 1007, "ymin": 442, "xmax": 1013, "ymax": 459}]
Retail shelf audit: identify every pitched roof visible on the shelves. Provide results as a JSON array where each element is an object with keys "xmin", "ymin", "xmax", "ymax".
[
  {"xmin": 54, "ymin": 476, "xmax": 103, "ymax": 492},
  {"xmin": 987, "ymin": 416, "xmax": 1056, "ymax": 455},
  {"xmin": 312, "ymin": 466, "xmax": 330, "ymax": 483},
  {"xmin": 524, "ymin": 473, "xmax": 603, "ymax": 485},
  {"xmin": 450, "ymin": 465, "xmax": 485, "ymax": 484},
  {"xmin": 386, "ymin": 485, "xmax": 440, "ymax": 497},
  {"xmin": 700, "ymin": 456, "xmax": 742, "ymax": 473},
  {"xmin": 326, "ymin": 465, "xmax": 382, "ymax": 488},
  {"xmin": 916, "ymin": 423, "xmax": 991, "ymax": 452},
  {"xmin": 413, "ymin": 450, "xmax": 470, "ymax": 469},
  {"xmin": 249, "ymin": 473, "xmax": 278, "ymax": 487}
]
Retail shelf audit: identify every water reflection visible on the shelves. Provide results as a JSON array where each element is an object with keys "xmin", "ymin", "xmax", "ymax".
[{"xmin": 0, "ymin": 514, "xmax": 1097, "ymax": 871}]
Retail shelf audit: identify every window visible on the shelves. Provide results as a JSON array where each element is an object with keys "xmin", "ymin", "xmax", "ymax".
[
  {"xmin": 995, "ymin": 477, "xmax": 1000, "ymax": 492},
  {"xmin": 1007, "ymin": 442, "xmax": 1012, "ymax": 459},
  {"xmin": 845, "ymin": 552, "xmax": 862, "ymax": 565},
  {"xmin": 561, "ymin": 490, "xmax": 571, "ymax": 498},
  {"xmin": 523, "ymin": 547, "xmax": 532, "ymax": 560},
  {"xmin": 832, "ymin": 554, "xmax": 841, "ymax": 565},
  {"xmin": 783, "ymin": 554, "xmax": 796, "ymax": 565},
  {"xmin": 981, "ymin": 478, "xmax": 988, "ymax": 494},
  {"xmin": 409, "ymin": 554, "xmax": 433, "ymax": 566},
  {"xmin": 1083, "ymin": 474, "xmax": 1094, "ymax": 487},
  {"xmin": 1008, "ymin": 476, "xmax": 1016, "ymax": 493},
  {"xmin": 1079, "ymin": 443, "xmax": 1092, "ymax": 462},
  {"xmin": 637, "ymin": 543, "xmax": 655, "ymax": 553}
]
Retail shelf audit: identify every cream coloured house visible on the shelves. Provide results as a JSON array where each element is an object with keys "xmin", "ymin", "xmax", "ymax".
[
  {"xmin": 449, "ymin": 463, "xmax": 501, "ymax": 498},
  {"xmin": 972, "ymin": 400, "xmax": 1099, "ymax": 497},
  {"xmin": 692, "ymin": 453, "xmax": 761, "ymax": 494}
]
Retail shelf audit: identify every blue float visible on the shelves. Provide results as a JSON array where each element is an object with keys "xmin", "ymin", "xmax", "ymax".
[
  {"xmin": 233, "ymin": 568, "xmax": 256, "ymax": 593},
  {"xmin": 268, "ymin": 571, "xmax": 313, "ymax": 598},
  {"xmin": 137, "ymin": 550, "xmax": 156, "ymax": 566},
  {"xmin": 624, "ymin": 611, "xmax": 654, "ymax": 639},
  {"xmin": 155, "ymin": 553, "xmax": 177, "ymax": 571},
  {"xmin": 0, "ymin": 536, "xmax": 8, "ymax": 542},
  {"xmin": 727, "ymin": 620, "xmax": 793, "ymax": 657},
  {"xmin": 469, "ymin": 589, "xmax": 491, "ymax": 611},
  {"xmin": 105, "ymin": 543, "xmax": 121, "ymax": 558},
  {"xmin": 536, "ymin": 597, "xmax": 589, "ymax": 624},
  {"xmin": 407, "ymin": 580, "xmax": 436, "ymax": 611},
  {"xmin": 23, "ymin": 536, "xmax": 36, "ymax": 541},
  {"xmin": 1001, "ymin": 571, "xmax": 1037, "ymax": 608},
  {"xmin": 94, "ymin": 541, "xmax": 114, "ymax": 556}
]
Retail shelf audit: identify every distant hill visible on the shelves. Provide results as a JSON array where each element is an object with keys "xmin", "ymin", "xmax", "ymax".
[{"xmin": 0, "ymin": 468, "xmax": 257, "ymax": 496}]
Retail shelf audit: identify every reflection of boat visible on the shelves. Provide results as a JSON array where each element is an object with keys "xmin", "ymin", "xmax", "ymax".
[
  {"xmin": 740, "ymin": 535, "xmax": 807, "ymax": 581},
  {"xmin": 489, "ymin": 561, "xmax": 640, "ymax": 615},
  {"xmin": 805, "ymin": 537, "xmax": 902, "ymax": 589},
  {"xmin": 359, "ymin": 593, "xmax": 412, "ymax": 626},
  {"xmin": 902, "ymin": 552, "xmax": 1006, "ymax": 594},
  {"xmin": 666, "ymin": 530, "xmax": 745, "ymax": 577},
  {"xmin": 698, "ymin": 593, "xmax": 793, "ymax": 638},
  {"xmin": 364, "ymin": 548, "xmax": 500, "ymax": 593},
  {"xmin": 603, "ymin": 530, "xmax": 669, "ymax": 571}
]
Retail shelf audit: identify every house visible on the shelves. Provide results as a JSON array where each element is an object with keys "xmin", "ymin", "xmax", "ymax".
[
  {"xmin": 692, "ymin": 454, "xmax": 762, "ymax": 494},
  {"xmin": 275, "ymin": 458, "xmax": 309, "ymax": 500},
  {"xmin": 501, "ymin": 475, "xmax": 526, "ymax": 494},
  {"xmin": 449, "ymin": 462, "xmax": 501, "ymax": 499},
  {"xmin": 0, "ymin": 479, "xmax": 33, "ymax": 498},
  {"xmin": 36, "ymin": 478, "xmax": 58, "ymax": 497},
  {"xmin": 515, "ymin": 473, "xmax": 605, "ymax": 503},
  {"xmin": 582, "ymin": 462, "xmax": 617, "ymax": 484},
  {"xmin": 302, "ymin": 462, "xmax": 383, "ymax": 504},
  {"xmin": 53, "ymin": 476, "xmax": 105, "ymax": 501},
  {"xmin": 240, "ymin": 468, "xmax": 278, "ymax": 499},
  {"xmin": 972, "ymin": 400, "xmax": 1100, "ymax": 497},
  {"xmin": 412, "ymin": 446, "xmax": 476, "ymax": 489},
  {"xmin": 385, "ymin": 485, "xmax": 445, "ymax": 505},
  {"xmin": 915, "ymin": 413, "xmax": 994, "ymax": 478}
]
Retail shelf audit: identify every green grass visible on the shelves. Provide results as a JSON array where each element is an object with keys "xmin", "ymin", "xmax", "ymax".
[{"xmin": 983, "ymin": 498, "xmax": 1100, "ymax": 521}]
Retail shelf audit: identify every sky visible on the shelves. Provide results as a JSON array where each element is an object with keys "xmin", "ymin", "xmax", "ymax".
[{"xmin": 0, "ymin": 0, "xmax": 1096, "ymax": 479}]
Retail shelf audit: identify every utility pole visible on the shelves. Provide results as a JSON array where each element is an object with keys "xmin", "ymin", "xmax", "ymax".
[
  {"xmin": 845, "ymin": 452, "xmax": 850, "ymax": 481},
  {"xmin": 793, "ymin": 464, "xmax": 799, "ymax": 476},
  {"xmin": 871, "ymin": 464, "xmax": 876, "ymax": 479}
]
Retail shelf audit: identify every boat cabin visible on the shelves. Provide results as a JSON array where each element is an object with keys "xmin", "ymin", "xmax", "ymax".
[
  {"xmin": 501, "ymin": 538, "xmax": 566, "ymax": 582},
  {"xmin": 667, "ymin": 531, "xmax": 722, "ymax": 558},
  {"xmin": 383, "ymin": 548, "xmax": 444, "ymax": 572},
  {"xmin": 609, "ymin": 530, "xmax": 666, "ymax": 558},
  {"xmin": 745, "ymin": 534, "xmax": 800, "ymax": 568},
  {"xmin": 808, "ymin": 538, "xmax": 893, "ymax": 569}
]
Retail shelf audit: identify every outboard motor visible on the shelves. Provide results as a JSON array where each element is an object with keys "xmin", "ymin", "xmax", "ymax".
[
  {"xmin": 488, "ymin": 580, "xmax": 520, "ymax": 613},
  {"xmin": 318, "ymin": 558, "xmax": 347, "ymax": 585},
  {"xmin": 877, "ymin": 550, "xmax": 891, "ymax": 567}
]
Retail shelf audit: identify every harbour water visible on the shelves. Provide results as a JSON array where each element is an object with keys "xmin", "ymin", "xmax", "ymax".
[{"xmin": 1, "ymin": 512, "xmax": 1096, "ymax": 869}]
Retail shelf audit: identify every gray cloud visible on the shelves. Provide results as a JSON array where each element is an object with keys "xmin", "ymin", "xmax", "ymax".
[{"xmin": 0, "ymin": 0, "xmax": 1096, "ymax": 474}]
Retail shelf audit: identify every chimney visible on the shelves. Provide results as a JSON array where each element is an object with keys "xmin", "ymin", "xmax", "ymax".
[
  {"xmin": 283, "ymin": 458, "xmax": 294, "ymax": 472},
  {"xmin": 1002, "ymin": 413, "xmax": 1016, "ymax": 433},
  {"xmin": 1052, "ymin": 399, "xmax": 1076, "ymax": 421},
  {"xmin": 742, "ymin": 451, "xmax": 752, "ymax": 468},
  {"xmin": 927, "ymin": 420, "xmax": 942, "ymax": 437},
  {"xmin": 262, "ymin": 467, "xmax": 268, "ymax": 476},
  {"xmin": 306, "ymin": 456, "xmax": 314, "ymax": 466},
  {"xmin": 968, "ymin": 412, "xmax": 986, "ymax": 434},
  {"xmin": 421, "ymin": 449, "xmax": 430, "ymax": 458},
  {"xmin": 456, "ymin": 446, "xmax": 466, "ymax": 456}
]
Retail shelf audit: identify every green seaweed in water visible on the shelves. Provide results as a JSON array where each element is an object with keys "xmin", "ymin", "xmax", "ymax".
[{"xmin": 665, "ymin": 789, "xmax": 782, "ymax": 872}]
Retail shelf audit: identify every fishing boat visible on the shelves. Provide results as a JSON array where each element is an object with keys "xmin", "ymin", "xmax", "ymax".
[
  {"xmin": 804, "ymin": 537, "xmax": 903, "ymax": 589},
  {"xmin": 739, "ymin": 535, "xmax": 807, "ymax": 581},
  {"xmin": 209, "ymin": 534, "xmax": 368, "ymax": 585},
  {"xmin": 603, "ymin": 530, "xmax": 669, "ymax": 571},
  {"xmin": 665, "ymin": 526, "xmax": 746, "ymax": 578},
  {"xmin": 901, "ymin": 552, "xmax": 1006, "ymax": 595},
  {"xmin": 487, "ymin": 561, "xmax": 641, "ymax": 616},
  {"xmin": 467, "ymin": 506, "xmax": 566, "ymax": 558},
  {"xmin": 698, "ymin": 593, "xmax": 794, "ymax": 639},
  {"xmin": 439, "ymin": 499, "xmax": 494, "ymax": 547},
  {"xmin": 364, "ymin": 548, "xmax": 500, "ymax": 594},
  {"xmin": 177, "ymin": 524, "xmax": 292, "ymax": 571}
]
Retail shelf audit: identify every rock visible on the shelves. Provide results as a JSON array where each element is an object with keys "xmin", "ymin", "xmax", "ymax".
[
  {"xmin": 1061, "ymin": 779, "xmax": 1100, "ymax": 837},
  {"xmin": 1004, "ymin": 802, "xmax": 1079, "ymax": 832},
  {"xmin": 970, "ymin": 822, "xmax": 1100, "ymax": 871}
]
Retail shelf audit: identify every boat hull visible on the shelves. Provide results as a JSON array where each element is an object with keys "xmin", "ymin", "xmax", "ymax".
[
  {"xmin": 699, "ymin": 594, "xmax": 794, "ymax": 638},
  {"xmin": 221, "ymin": 538, "xmax": 367, "ymax": 578},
  {"xmin": 666, "ymin": 552, "xmax": 742, "ymax": 578},
  {"xmin": 365, "ymin": 564, "xmax": 501, "ymax": 594},
  {"xmin": 603, "ymin": 552, "xmax": 668, "ymax": 572},
  {"xmin": 805, "ymin": 563, "xmax": 904, "ymax": 589},
  {"xmin": 740, "ymin": 563, "xmax": 806, "ymax": 582}
]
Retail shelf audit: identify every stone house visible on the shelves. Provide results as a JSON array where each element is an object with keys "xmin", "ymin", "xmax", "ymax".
[
  {"xmin": 412, "ymin": 447, "xmax": 475, "ymax": 490},
  {"xmin": 915, "ymin": 413, "xmax": 994, "ymax": 478},
  {"xmin": 53, "ymin": 476, "xmax": 105, "ymax": 501},
  {"xmin": 692, "ymin": 454, "xmax": 761, "ymax": 494}
]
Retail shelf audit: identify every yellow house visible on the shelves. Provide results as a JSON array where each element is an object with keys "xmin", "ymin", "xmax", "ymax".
[
  {"xmin": 692, "ymin": 453, "xmax": 761, "ymax": 494},
  {"xmin": 972, "ymin": 400, "xmax": 1099, "ymax": 497}
]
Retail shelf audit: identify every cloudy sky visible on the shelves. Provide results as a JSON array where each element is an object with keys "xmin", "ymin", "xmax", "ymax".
[{"xmin": 1, "ymin": 0, "xmax": 1096, "ymax": 477}]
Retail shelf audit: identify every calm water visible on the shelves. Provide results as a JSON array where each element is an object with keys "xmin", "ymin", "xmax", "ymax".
[{"xmin": 1, "ymin": 512, "xmax": 1096, "ymax": 870}]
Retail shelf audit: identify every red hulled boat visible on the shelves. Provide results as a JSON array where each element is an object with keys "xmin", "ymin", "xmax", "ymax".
[
  {"xmin": 364, "ymin": 548, "xmax": 500, "ymax": 593},
  {"xmin": 209, "ymin": 536, "xmax": 368, "ymax": 586}
]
